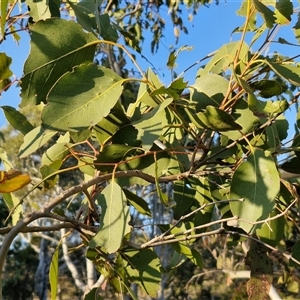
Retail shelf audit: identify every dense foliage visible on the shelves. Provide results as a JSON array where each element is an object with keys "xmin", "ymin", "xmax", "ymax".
[{"xmin": 1, "ymin": 0, "xmax": 300, "ymax": 299}]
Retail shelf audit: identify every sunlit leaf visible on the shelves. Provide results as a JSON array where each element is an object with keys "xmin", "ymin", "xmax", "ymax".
[
  {"xmin": 42, "ymin": 64, "xmax": 123, "ymax": 132},
  {"xmin": 0, "ymin": 169, "xmax": 31, "ymax": 193},
  {"xmin": 19, "ymin": 126, "xmax": 57, "ymax": 158},
  {"xmin": 0, "ymin": 0, "xmax": 8, "ymax": 37},
  {"xmin": 2, "ymin": 193, "xmax": 23, "ymax": 225},
  {"xmin": 253, "ymin": 0, "xmax": 276, "ymax": 28},
  {"xmin": 275, "ymin": 0, "xmax": 293, "ymax": 25},
  {"xmin": 20, "ymin": 18, "xmax": 98, "ymax": 107},
  {"xmin": 49, "ymin": 243, "xmax": 60, "ymax": 300},
  {"xmin": 123, "ymin": 188, "xmax": 151, "ymax": 216}
]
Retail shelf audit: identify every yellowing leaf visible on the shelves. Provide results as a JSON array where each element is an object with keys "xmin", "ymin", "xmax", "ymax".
[{"xmin": 0, "ymin": 169, "xmax": 31, "ymax": 193}]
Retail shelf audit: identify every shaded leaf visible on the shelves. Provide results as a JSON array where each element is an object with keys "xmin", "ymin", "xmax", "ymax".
[
  {"xmin": 230, "ymin": 149, "xmax": 280, "ymax": 233},
  {"xmin": 91, "ymin": 182, "xmax": 131, "ymax": 253},
  {"xmin": 151, "ymin": 78, "xmax": 187, "ymax": 100},
  {"xmin": 124, "ymin": 248, "xmax": 161, "ymax": 298},
  {"xmin": 253, "ymin": 0, "xmax": 276, "ymax": 28},
  {"xmin": 20, "ymin": 18, "xmax": 98, "ymax": 106},
  {"xmin": 1, "ymin": 106, "xmax": 34, "ymax": 135},
  {"xmin": 0, "ymin": 52, "xmax": 12, "ymax": 80},
  {"xmin": 281, "ymin": 157, "xmax": 300, "ymax": 174},
  {"xmin": 250, "ymin": 79, "xmax": 283, "ymax": 98},
  {"xmin": 197, "ymin": 106, "xmax": 242, "ymax": 132},
  {"xmin": 275, "ymin": 0, "xmax": 293, "ymax": 25},
  {"xmin": 123, "ymin": 188, "xmax": 151, "ymax": 217},
  {"xmin": 42, "ymin": 64, "xmax": 123, "ymax": 132}
]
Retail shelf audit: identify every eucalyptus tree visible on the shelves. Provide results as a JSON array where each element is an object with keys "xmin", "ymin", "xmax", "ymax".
[{"xmin": 1, "ymin": 1, "xmax": 300, "ymax": 300}]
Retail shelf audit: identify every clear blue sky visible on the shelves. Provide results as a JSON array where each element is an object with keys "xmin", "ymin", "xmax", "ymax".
[{"xmin": 0, "ymin": 1, "xmax": 299, "ymax": 129}]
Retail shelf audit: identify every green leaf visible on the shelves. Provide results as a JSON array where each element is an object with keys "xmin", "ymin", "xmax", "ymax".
[
  {"xmin": 222, "ymin": 100, "xmax": 260, "ymax": 140},
  {"xmin": 90, "ymin": 182, "xmax": 131, "ymax": 253},
  {"xmin": 197, "ymin": 106, "xmax": 242, "ymax": 132},
  {"xmin": 253, "ymin": 0, "xmax": 276, "ymax": 28},
  {"xmin": 0, "ymin": 0, "xmax": 8, "ymax": 37},
  {"xmin": 42, "ymin": 64, "xmax": 123, "ymax": 132},
  {"xmin": 49, "ymin": 244, "xmax": 60, "ymax": 300},
  {"xmin": 172, "ymin": 243, "xmax": 203, "ymax": 267},
  {"xmin": 40, "ymin": 160, "xmax": 62, "ymax": 189},
  {"xmin": 124, "ymin": 248, "xmax": 161, "ymax": 298},
  {"xmin": 166, "ymin": 45, "xmax": 194, "ymax": 69},
  {"xmin": 67, "ymin": 0, "xmax": 96, "ymax": 34},
  {"xmin": 250, "ymin": 79, "xmax": 283, "ymax": 98},
  {"xmin": 230, "ymin": 148, "xmax": 280, "ymax": 233},
  {"xmin": 256, "ymin": 210, "xmax": 284, "ymax": 247},
  {"xmin": 84, "ymin": 288, "xmax": 104, "ymax": 300},
  {"xmin": 19, "ymin": 126, "xmax": 57, "ymax": 158},
  {"xmin": 151, "ymin": 78, "xmax": 187, "ymax": 100},
  {"xmin": 123, "ymin": 188, "xmax": 152, "ymax": 217},
  {"xmin": 132, "ymin": 102, "xmax": 170, "ymax": 151},
  {"xmin": 265, "ymin": 60, "xmax": 300, "ymax": 86},
  {"xmin": 0, "ymin": 52, "xmax": 12, "ymax": 80},
  {"xmin": 200, "ymin": 41, "xmax": 249, "ymax": 75},
  {"xmin": 20, "ymin": 18, "xmax": 98, "ymax": 107},
  {"xmin": 293, "ymin": 12, "xmax": 300, "ymax": 43},
  {"xmin": 281, "ymin": 157, "xmax": 300, "ymax": 174},
  {"xmin": 291, "ymin": 240, "xmax": 300, "ymax": 266},
  {"xmin": 1, "ymin": 106, "xmax": 34, "ymax": 135},
  {"xmin": 41, "ymin": 141, "xmax": 70, "ymax": 166},
  {"xmin": 173, "ymin": 179, "xmax": 197, "ymax": 219},
  {"xmin": 275, "ymin": 0, "xmax": 293, "ymax": 25},
  {"xmin": 191, "ymin": 74, "xmax": 229, "ymax": 110},
  {"xmin": 98, "ymin": 14, "xmax": 118, "ymax": 42},
  {"xmin": 26, "ymin": 0, "xmax": 52, "ymax": 21},
  {"xmin": 3, "ymin": 193, "xmax": 23, "ymax": 225}
]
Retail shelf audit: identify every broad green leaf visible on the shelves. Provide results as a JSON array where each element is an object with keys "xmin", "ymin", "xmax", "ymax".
[
  {"xmin": 197, "ymin": 106, "xmax": 242, "ymax": 132},
  {"xmin": 151, "ymin": 78, "xmax": 187, "ymax": 100},
  {"xmin": 253, "ymin": 0, "xmax": 276, "ymax": 28},
  {"xmin": 97, "ymin": 14, "xmax": 118, "ymax": 42},
  {"xmin": 93, "ymin": 103, "xmax": 130, "ymax": 144},
  {"xmin": 0, "ymin": 169, "xmax": 31, "ymax": 193},
  {"xmin": 123, "ymin": 188, "xmax": 151, "ymax": 216},
  {"xmin": 256, "ymin": 210, "xmax": 284, "ymax": 247},
  {"xmin": 19, "ymin": 126, "xmax": 57, "ymax": 158},
  {"xmin": 222, "ymin": 100, "xmax": 260, "ymax": 140},
  {"xmin": 20, "ymin": 18, "xmax": 98, "ymax": 107},
  {"xmin": 1, "ymin": 106, "xmax": 34, "ymax": 135},
  {"xmin": 67, "ymin": 0, "xmax": 97, "ymax": 34},
  {"xmin": 48, "ymin": 0, "xmax": 60, "ymax": 18},
  {"xmin": 154, "ymin": 154, "xmax": 169, "ymax": 206},
  {"xmin": 26, "ymin": 0, "xmax": 52, "ymax": 21},
  {"xmin": 49, "ymin": 243, "xmax": 60, "ymax": 300},
  {"xmin": 0, "ymin": 0, "xmax": 8, "ymax": 37},
  {"xmin": 172, "ymin": 243, "xmax": 203, "ymax": 267},
  {"xmin": 124, "ymin": 249, "xmax": 161, "ymax": 298},
  {"xmin": 136, "ymin": 81, "xmax": 159, "ymax": 108},
  {"xmin": 3, "ymin": 193, "xmax": 23, "ymax": 225},
  {"xmin": 132, "ymin": 103, "xmax": 170, "ymax": 151},
  {"xmin": 0, "ymin": 52, "xmax": 12, "ymax": 80},
  {"xmin": 40, "ymin": 160, "xmax": 62, "ymax": 189},
  {"xmin": 90, "ymin": 182, "xmax": 131, "ymax": 253},
  {"xmin": 42, "ymin": 64, "xmax": 123, "ymax": 132},
  {"xmin": 200, "ymin": 41, "xmax": 249, "ymax": 75},
  {"xmin": 274, "ymin": 0, "xmax": 293, "ymax": 25},
  {"xmin": 173, "ymin": 179, "xmax": 197, "ymax": 219},
  {"xmin": 191, "ymin": 74, "xmax": 229, "ymax": 110},
  {"xmin": 230, "ymin": 148, "xmax": 280, "ymax": 233},
  {"xmin": 41, "ymin": 142, "xmax": 70, "ymax": 166},
  {"xmin": 281, "ymin": 157, "xmax": 300, "ymax": 174},
  {"xmin": 265, "ymin": 60, "xmax": 300, "ymax": 86},
  {"xmin": 250, "ymin": 79, "xmax": 283, "ymax": 98}
]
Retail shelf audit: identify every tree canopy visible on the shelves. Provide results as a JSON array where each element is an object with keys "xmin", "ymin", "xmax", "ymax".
[{"xmin": 1, "ymin": 0, "xmax": 300, "ymax": 299}]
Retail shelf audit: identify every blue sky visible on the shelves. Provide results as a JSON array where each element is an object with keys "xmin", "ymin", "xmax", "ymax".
[{"xmin": 1, "ymin": 1, "xmax": 300, "ymax": 128}]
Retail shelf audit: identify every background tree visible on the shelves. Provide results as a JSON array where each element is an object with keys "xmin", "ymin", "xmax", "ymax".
[{"xmin": 1, "ymin": 1, "xmax": 300, "ymax": 300}]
